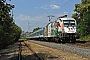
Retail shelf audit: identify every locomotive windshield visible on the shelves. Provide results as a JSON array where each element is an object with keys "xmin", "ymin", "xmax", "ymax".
[{"xmin": 63, "ymin": 20, "xmax": 75, "ymax": 27}]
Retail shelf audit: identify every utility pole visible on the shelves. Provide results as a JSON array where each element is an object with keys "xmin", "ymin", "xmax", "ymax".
[
  {"xmin": 47, "ymin": 15, "xmax": 54, "ymax": 22},
  {"xmin": 28, "ymin": 21, "xmax": 30, "ymax": 32}
]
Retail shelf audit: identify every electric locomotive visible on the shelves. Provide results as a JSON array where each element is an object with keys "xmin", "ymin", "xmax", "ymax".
[{"xmin": 44, "ymin": 15, "xmax": 79, "ymax": 42}]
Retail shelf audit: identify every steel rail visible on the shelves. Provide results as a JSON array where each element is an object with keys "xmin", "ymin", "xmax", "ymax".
[
  {"xmin": 18, "ymin": 41, "xmax": 22, "ymax": 60},
  {"xmin": 23, "ymin": 41, "xmax": 43, "ymax": 60}
]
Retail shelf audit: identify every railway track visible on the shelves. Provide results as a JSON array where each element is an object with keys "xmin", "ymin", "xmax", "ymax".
[
  {"xmin": 18, "ymin": 40, "xmax": 43, "ymax": 60},
  {"xmin": 29, "ymin": 40, "xmax": 90, "ymax": 59},
  {"xmin": 0, "ymin": 39, "xmax": 89, "ymax": 60},
  {"xmin": 65, "ymin": 41, "xmax": 90, "ymax": 49},
  {"xmin": 33, "ymin": 39, "xmax": 90, "ymax": 49}
]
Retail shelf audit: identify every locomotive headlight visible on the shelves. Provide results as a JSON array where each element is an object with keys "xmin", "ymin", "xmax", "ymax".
[
  {"xmin": 74, "ymin": 27, "xmax": 76, "ymax": 30},
  {"xmin": 74, "ymin": 28, "xmax": 76, "ymax": 30}
]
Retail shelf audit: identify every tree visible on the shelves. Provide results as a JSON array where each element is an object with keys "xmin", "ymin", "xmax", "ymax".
[
  {"xmin": 33, "ymin": 27, "xmax": 41, "ymax": 32},
  {"xmin": 0, "ymin": 0, "xmax": 22, "ymax": 49},
  {"xmin": 72, "ymin": 0, "xmax": 90, "ymax": 37}
]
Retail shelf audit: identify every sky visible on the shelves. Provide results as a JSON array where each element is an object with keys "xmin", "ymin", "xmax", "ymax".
[{"xmin": 7, "ymin": 0, "xmax": 81, "ymax": 32}]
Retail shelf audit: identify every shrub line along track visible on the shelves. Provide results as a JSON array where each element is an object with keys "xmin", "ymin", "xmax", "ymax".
[{"xmin": 18, "ymin": 40, "xmax": 43, "ymax": 60}]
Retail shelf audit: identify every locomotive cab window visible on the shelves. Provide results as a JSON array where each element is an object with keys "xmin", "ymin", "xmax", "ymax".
[{"xmin": 63, "ymin": 20, "xmax": 75, "ymax": 27}]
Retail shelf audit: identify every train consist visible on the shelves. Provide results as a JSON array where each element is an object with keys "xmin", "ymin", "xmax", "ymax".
[{"xmin": 27, "ymin": 15, "xmax": 80, "ymax": 43}]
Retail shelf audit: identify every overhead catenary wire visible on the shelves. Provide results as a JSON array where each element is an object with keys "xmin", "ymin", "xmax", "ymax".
[
  {"xmin": 52, "ymin": 0, "xmax": 72, "ymax": 14},
  {"xmin": 45, "ymin": 0, "xmax": 72, "ymax": 24}
]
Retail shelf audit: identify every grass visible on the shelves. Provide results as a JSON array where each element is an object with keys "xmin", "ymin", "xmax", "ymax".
[{"xmin": 80, "ymin": 35, "xmax": 90, "ymax": 41}]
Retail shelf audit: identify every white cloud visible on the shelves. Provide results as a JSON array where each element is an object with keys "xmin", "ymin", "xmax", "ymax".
[
  {"xmin": 50, "ymin": 4, "xmax": 60, "ymax": 9},
  {"xmin": 35, "ymin": 7, "xmax": 38, "ymax": 9},
  {"xmin": 16, "ymin": 14, "xmax": 31, "ymax": 20},
  {"xmin": 15, "ymin": 14, "xmax": 49, "ymax": 31},
  {"xmin": 16, "ymin": 14, "xmax": 48, "ymax": 21},
  {"xmin": 64, "ymin": 12, "xmax": 68, "ymax": 14},
  {"xmin": 41, "ymin": 5, "xmax": 49, "ymax": 9}
]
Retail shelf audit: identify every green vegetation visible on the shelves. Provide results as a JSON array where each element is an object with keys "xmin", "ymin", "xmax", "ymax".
[
  {"xmin": 72, "ymin": 0, "xmax": 90, "ymax": 41},
  {"xmin": 20, "ymin": 31, "xmax": 27, "ymax": 39},
  {"xmin": 0, "ymin": 0, "xmax": 22, "ymax": 49},
  {"xmin": 80, "ymin": 35, "xmax": 90, "ymax": 41},
  {"xmin": 33, "ymin": 27, "xmax": 41, "ymax": 32},
  {"xmin": 20, "ymin": 33, "xmax": 26, "ymax": 39}
]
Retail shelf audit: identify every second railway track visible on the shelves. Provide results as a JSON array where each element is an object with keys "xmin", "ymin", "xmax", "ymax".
[{"xmin": 18, "ymin": 40, "xmax": 43, "ymax": 60}]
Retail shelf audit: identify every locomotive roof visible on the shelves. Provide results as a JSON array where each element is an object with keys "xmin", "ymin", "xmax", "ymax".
[{"xmin": 59, "ymin": 17, "xmax": 75, "ymax": 20}]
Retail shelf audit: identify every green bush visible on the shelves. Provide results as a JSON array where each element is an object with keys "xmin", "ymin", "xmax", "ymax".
[{"xmin": 80, "ymin": 35, "xmax": 90, "ymax": 41}]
